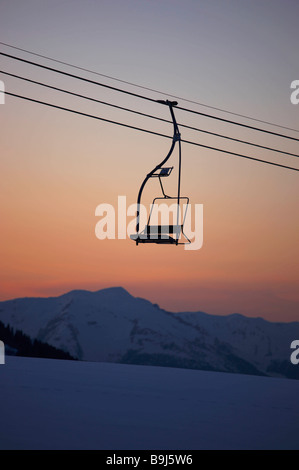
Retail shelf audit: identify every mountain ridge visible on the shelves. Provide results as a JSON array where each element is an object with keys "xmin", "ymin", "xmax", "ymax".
[{"xmin": 0, "ymin": 287, "xmax": 298, "ymax": 379}]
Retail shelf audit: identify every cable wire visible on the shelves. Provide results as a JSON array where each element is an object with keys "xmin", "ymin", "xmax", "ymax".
[
  {"xmin": 1, "ymin": 69, "xmax": 298, "ymax": 159},
  {"xmin": 1, "ymin": 51, "xmax": 299, "ymax": 144},
  {"xmin": 2, "ymin": 90, "xmax": 298, "ymax": 172},
  {"xmin": 1, "ymin": 40, "xmax": 298, "ymax": 134}
]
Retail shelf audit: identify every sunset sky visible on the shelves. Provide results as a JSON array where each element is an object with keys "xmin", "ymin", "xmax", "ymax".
[{"xmin": 0, "ymin": 0, "xmax": 298, "ymax": 321}]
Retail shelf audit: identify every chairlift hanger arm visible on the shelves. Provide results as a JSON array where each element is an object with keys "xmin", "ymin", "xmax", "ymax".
[{"xmin": 156, "ymin": 100, "xmax": 180, "ymax": 137}]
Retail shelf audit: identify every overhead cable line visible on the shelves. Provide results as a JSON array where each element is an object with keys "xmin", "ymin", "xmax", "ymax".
[
  {"xmin": 0, "ymin": 51, "xmax": 155, "ymax": 103},
  {"xmin": 1, "ymin": 40, "xmax": 298, "ymax": 135},
  {"xmin": 1, "ymin": 51, "xmax": 299, "ymax": 144},
  {"xmin": 2, "ymin": 90, "xmax": 298, "ymax": 173},
  {"xmin": 1, "ymin": 69, "xmax": 299, "ymax": 159}
]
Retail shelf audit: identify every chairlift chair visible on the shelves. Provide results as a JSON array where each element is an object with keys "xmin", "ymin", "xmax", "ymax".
[{"xmin": 130, "ymin": 100, "xmax": 190, "ymax": 246}]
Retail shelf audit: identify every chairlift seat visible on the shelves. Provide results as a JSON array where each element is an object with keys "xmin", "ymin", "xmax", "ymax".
[{"xmin": 130, "ymin": 224, "xmax": 182, "ymax": 244}]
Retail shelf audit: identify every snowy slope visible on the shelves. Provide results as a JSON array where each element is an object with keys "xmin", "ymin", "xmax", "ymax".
[
  {"xmin": 0, "ymin": 287, "xmax": 298, "ymax": 378},
  {"xmin": 0, "ymin": 356, "xmax": 299, "ymax": 450}
]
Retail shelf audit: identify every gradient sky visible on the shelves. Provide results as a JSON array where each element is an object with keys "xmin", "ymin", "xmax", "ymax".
[{"xmin": 0, "ymin": 0, "xmax": 298, "ymax": 321}]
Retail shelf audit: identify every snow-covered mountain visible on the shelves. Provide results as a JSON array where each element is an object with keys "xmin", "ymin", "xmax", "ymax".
[{"xmin": 0, "ymin": 287, "xmax": 298, "ymax": 379}]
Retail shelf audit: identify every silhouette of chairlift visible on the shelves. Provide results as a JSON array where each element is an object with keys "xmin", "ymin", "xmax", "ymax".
[{"xmin": 130, "ymin": 100, "xmax": 191, "ymax": 246}]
